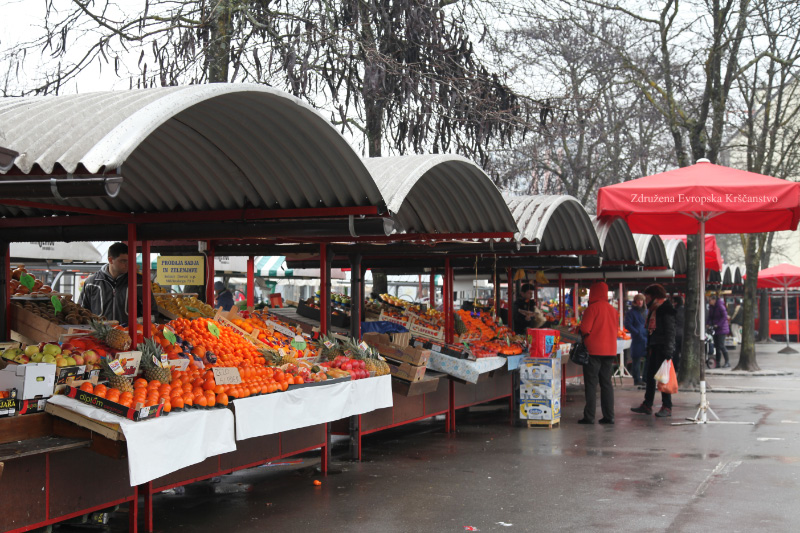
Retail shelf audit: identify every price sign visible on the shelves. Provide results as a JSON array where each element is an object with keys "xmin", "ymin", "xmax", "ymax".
[
  {"xmin": 152, "ymin": 355, "xmax": 161, "ymax": 368},
  {"xmin": 139, "ymin": 407, "xmax": 150, "ymax": 418},
  {"xmin": 51, "ymin": 295, "xmax": 63, "ymax": 313},
  {"xmin": 159, "ymin": 353, "xmax": 168, "ymax": 367},
  {"xmin": 212, "ymin": 367, "xmax": 242, "ymax": 385},
  {"xmin": 108, "ymin": 359, "xmax": 124, "ymax": 376},
  {"xmin": 323, "ymin": 340, "xmax": 334, "ymax": 349},
  {"xmin": 344, "ymin": 350, "xmax": 353, "ymax": 358},
  {"xmin": 290, "ymin": 335, "xmax": 307, "ymax": 351},
  {"xmin": 207, "ymin": 322, "xmax": 220, "ymax": 337},
  {"xmin": 168, "ymin": 358, "xmax": 190, "ymax": 371},
  {"xmin": 163, "ymin": 328, "xmax": 177, "ymax": 345},
  {"xmin": 19, "ymin": 274, "xmax": 35, "ymax": 291},
  {"xmin": 266, "ymin": 320, "xmax": 295, "ymax": 338},
  {"xmin": 358, "ymin": 341, "xmax": 369, "ymax": 351}
]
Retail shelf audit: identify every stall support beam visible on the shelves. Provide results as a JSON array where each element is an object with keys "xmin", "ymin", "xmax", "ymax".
[
  {"xmin": 349, "ymin": 254, "xmax": 362, "ymax": 339},
  {"xmin": 205, "ymin": 240, "xmax": 215, "ymax": 307},
  {"xmin": 448, "ymin": 378, "xmax": 456, "ymax": 433},
  {"xmin": 445, "ymin": 258, "xmax": 453, "ymax": 344},
  {"xmin": 142, "ymin": 240, "xmax": 152, "ymax": 338},
  {"xmin": 246, "ymin": 255, "xmax": 255, "ymax": 309},
  {"xmin": 430, "ymin": 268, "xmax": 436, "ymax": 308},
  {"xmin": 506, "ymin": 268, "xmax": 512, "ymax": 328},
  {"xmin": 127, "ymin": 224, "xmax": 137, "ymax": 339},
  {"xmin": 320, "ymin": 244, "xmax": 329, "ymax": 335},
  {"xmin": 1, "ymin": 241, "xmax": 8, "ymax": 340},
  {"xmin": 574, "ymin": 282, "xmax": 580, "ymax": 322}
]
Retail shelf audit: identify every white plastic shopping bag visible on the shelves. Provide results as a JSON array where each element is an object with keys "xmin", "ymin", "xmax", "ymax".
[{"xmin": 654, "ymin": 359, "xmax": 671, "ymax": 384}]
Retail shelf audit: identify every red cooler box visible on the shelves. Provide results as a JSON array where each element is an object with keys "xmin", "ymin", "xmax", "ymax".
[{"xmin": 527, "ymin": 328, "xmax": 559, "ymax": 357}]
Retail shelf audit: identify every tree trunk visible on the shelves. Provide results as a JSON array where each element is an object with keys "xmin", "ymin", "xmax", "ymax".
[
  {"xmin": 680, "ymin": 234, "xmax": 701, "ymax": 386},
  {"xmin": 208, "ymin": 0, "xmax": 233, "ymax": 83},
  {"xmin": 757, "ymin": 288, "xmax": 771, "ymax": 342},
  {"xmin": 737, "ymin": 234, "xmax": 761, "ymax": 370}
]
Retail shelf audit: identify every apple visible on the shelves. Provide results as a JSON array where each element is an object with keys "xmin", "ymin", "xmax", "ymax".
[
  {"xmin": 31, "ymin": 353, "xmax": 44, "ymax": 363},
  {"xmin": 72, "ymin": 355, "xmax": 85, "ymax": 366},
  {"xmin": 42, "ymin": 354, "xmax": 57, "ymax": 364},
  {"xmin": 56, "ymin": 358, "xmax": 69, "ymax": 367},
  {"xmin": 42, "ymin": 344, "xmax": 62, "ymax": 357},
  {"xmin": 24, "ymin": 345, "xmax": 41, "ymax": 357},
  {"xmin": 14, "ymin": 354, "xmax": 30, "ymax": 364},
  {"xmin": 83, "ymin": 350, "xmax": 99, "ymax": 365},
  {"xmin": 2, "ymin": 348, "xmax": 22, "ymax": 360},
  {"xmin": 64, "ymin": 357, "xmax": 77, "ymax": 366},
  {"xmin": 61, "ymin": 343, "xmax": 74, "ymax": 351}
]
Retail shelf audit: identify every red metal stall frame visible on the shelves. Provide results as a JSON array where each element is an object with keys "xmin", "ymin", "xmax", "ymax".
[{"xmin": 246, "ymin": 255, "xmax": 255, "ymax": 309}]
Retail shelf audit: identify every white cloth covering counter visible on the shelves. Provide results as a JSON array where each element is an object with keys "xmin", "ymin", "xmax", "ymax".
[
  {"xmin": 426, "ymin": 353, "xmax": 507, "ymax": 384},
  {"xmin": 47, "ymin": 395, "xmax": 236, "ymax": 486},
  {"xmin": 233, "ymin": 374, "xmax": 393, "ymax": 441}
]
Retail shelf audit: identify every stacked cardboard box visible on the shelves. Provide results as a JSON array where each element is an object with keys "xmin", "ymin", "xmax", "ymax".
[
  {"xmin": 362, "ymin": 332, "xmax": 430, "ymax": 382},
  {"xmin": 519, "ymin": 357, "xmax": 561, "ymax": 423}
]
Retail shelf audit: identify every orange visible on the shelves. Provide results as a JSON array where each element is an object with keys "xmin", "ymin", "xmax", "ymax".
[
  {"xmin": 93, "ymin": 384, "xmax": 107, "ymax": 395},
  {"xmin": 195, "ymin": 395, "xmax": 208, "ymax": 407},
  {"xmin": 214, "ymin": 385, "xmax": 225, "ymax": 395},
  {"xmin": 79, "ymin": 382, "xmax": 94, "ymax": 393},
  {"xmin": 134, "ymin": 378, "xmax": 148, "ymax": 389},
  {"xmin": 172, "ymin": 396, "xmax": 185, "ymax": 409},
  {"xmin": 120, "ymin": 391, "xmax": 133, "ymax": 401},
  {"xmin": 206, "ymin": 394, "xmax": 216, "ymax": 407},
  {"xmin": 162, "ymin": 401, "xmax": 171, "ymax": 413},
  {"xmin": 182, "ymin": 393, "xmax": 193, "ymax": 407},
  {"xmin": 215, "ymin": 393, "xmax": 229, "ymax": 406},
  {"xmin": 106, "ymin": 389, "xmax": 121, "ymax": 403},
  {"xmin": 202, "ymin": 379, "xmax": 216, "ymax": 391},
  {"xmin": 147, "ymin": 380, "xmax": 161, "ymax": 390}
]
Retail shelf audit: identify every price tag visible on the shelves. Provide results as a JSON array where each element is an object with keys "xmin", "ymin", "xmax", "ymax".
[
  {"xmin": 108, "ymin": 359, "xmax": 124, "ymax": 376},
  {"xmin": 358, "ymin": 341, "xmax": 369, "ymax": 351},
  {"xmin": 324, "ymin": 341, "xmax": 335, "ymax": 349},
  {"xmin": 19, "ymin": 274, "xmax": 35, "ymax": 291},
  {"xmin": 152, "ymin": 355, "xmax": 161, "ymax": 368},
  {"xmin": 207, "ymin": 322, "xmax": 220, "ymax": 337},
  {"xmin": 159, "ymin": 353, "xmax": 168, "ymax": 367},
  {"xmin": 51, "ymin": 295, "xmax": 63, "ymax": 313},
  {"xmin": 212, "ymin": 367, "xmax": 242, "ymax": 385},
  {"xmin": 344, "ymin": 350, "xmax": 353, "ymax": 358},
  {"xmin": 139, "ymin": 407, "xmax": 149, "ymax": 418},
  {"xmin": 266, "ymin": 320, "xmax": 296, "ymax": 338},
  {"xmin": 163, "ymin": 328, "xmax": 177, "ymax": 345},
  {"xmin": 290, "ymin": 335, "xmax": 307, "ymax": 351},
  {"xmin": 168, "ymin": 358, "xmax": 190, "ymax": 371}
]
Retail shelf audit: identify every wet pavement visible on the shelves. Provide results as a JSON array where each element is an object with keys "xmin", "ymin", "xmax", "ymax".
[{"xmin": 73, "ymin": 344, "xmax": 800, "ymax": 532}]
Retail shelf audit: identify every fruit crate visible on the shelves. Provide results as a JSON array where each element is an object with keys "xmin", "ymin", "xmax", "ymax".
[
  {"xmin": 63, "ymin": 385, "xmax": 164, "ymax": 421},
  {"xmin": 297, "ymin": 300, "xmax": 350, "ymax": 329},
  {"xmin": 9, "ymin": 304, "xmax": 71, "ymax": 344}
]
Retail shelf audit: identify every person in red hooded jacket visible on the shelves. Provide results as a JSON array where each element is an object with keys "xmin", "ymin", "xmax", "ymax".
[{"xmin": 578, "ymin": 281, "xmax": 619, "ymax": 424}]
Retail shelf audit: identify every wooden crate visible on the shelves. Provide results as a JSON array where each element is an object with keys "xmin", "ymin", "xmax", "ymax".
[
  {"xmin": 9, "ymin": 305, "xmax": 70, "ymax": 344},
  {"xmin": 526, "ymin": 418, "xmax": 560, "ymax": 429}
]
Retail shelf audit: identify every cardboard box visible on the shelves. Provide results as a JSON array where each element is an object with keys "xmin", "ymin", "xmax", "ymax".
[
  {"xmin": 54, "ymin": 365, "xmax": 88, "ymax": 394},
  {"xmin": 0, "ymin": 362, "xmax": 56, "ymax": 399},
  {"xmin": 520, "ymin": 398, "xmax": 561, "ymax": 420},
  {"xmin": 385, "ymin": 359, "xmax": 427, "ymax": 382},
  {"xmin": 520, "ymin": 380, "xmax": 561, "ymax": 400},
  {"xmin": 64, "ymin": 385, "xmax": 163, "ymax": 421},
  {"xmin": 9, "ymin": 304, "xmax": 70, "ymax": 344},
  {"xmin": 520, "ymin": 358, "xmax": 561, "ymax": 382},
  {"xmin": 0, "ymin": 396, "xmax": 17, "ymax": 418},
  {"xmin": 298, "ymin": 300, "xmax": 350, "ymax": 328},
  {"xmin": 16, "ymin": 397, "xmax": 48, "ymax": 415},
  {"xmin": 363, "ymin": 334, "xmax": 430, "ymax": 366},
  {"xmin": 526, "ymin": 328, "xmax": 559, "ymax": 357},
  {"xmin": 113, "ymin": 351, "xmax": 143, "ymax": 378}
]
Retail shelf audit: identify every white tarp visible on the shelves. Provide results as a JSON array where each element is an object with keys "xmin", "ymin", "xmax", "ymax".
[
  {"xmin": 11, "ymin": 241, "xmax": 103, "ymax": 262},
  {"xmin": 233, "ymin": 375, "xmax": 393, "ymax": 441},
  {"xmin": 47, "ymin": 395, "xmax": 236, "ymax": 486}
]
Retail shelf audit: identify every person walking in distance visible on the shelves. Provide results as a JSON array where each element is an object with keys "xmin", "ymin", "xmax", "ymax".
[
  {"xmin": 631, "ymin": 284, "xmax": 677, "ymax": 418},
  {"xmin": 624, "ymin": 294, "xmax": 648, "ymax": 386},
  {"xmin": 672, "ymin": 296, "xmax": 685, "ymax": 376},
  {"xmin": 729, "ymin": 299, "xmax": 743, "ymax": 345},
  {"xmin": 577, "ymin": 282, "xmax": 618, "ymax": 425},
  {"xmin": 708, "ymin": 294, "xmax": 731, "ymax": 368}
]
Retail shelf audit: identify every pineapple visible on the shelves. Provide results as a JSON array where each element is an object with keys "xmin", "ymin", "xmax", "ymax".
[
  {"xmin": 138, "ymin": 338, "xmax": 172, "ymax": 384},
  {"xmin": 454, "ymin": 314, "xmax": 468, "ymax": 335},
  {"xmin": 100, "ymin": 357, "xmax": 134, "ymax": 393},
  {"xmin": 91, "ymin": 320, "xmax": 132, "ymax": 351},
  {"xmin": 316, "ymin": 334, "xmax": 341, "ymax": 362}
]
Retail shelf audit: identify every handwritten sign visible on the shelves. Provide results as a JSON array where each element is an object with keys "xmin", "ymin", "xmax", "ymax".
[
  {"xmin": 266, "ymin": 320, "xmax": 295, "ymax": 338},
  {"xmin": 212, "ymin": 367, "xmax": 242, "ymax": 385},
  {"xmin": 155, "ymin": 256, "xmax": 204, "ymax": 285},
  {"xmin": 168, "ymin": 358, "xmax": 190, "ymax": 371},
  {"xmin": 290, "ymin": 335, "xmax": 307, "ymax": 351},
  {"xmin": 51, "ymin": 295, "xmax": 63, "ymax": 313}
]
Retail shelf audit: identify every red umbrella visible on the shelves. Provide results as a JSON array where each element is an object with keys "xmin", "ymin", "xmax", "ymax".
[
  {"xmin": 756, "ymin": 263, "xmax": 800, "ymax": 354},
  {"xmin": 598, "ymin": 159, "xmax": 800, "ymax": 423},
  {"xmin": 661, "ymin": 234, "xmax": 724, "ymax": 272}
]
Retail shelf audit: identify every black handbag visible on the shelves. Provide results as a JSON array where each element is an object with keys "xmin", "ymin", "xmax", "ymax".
[{"xmin": 569, "ymin": 335, "xmax": 590, "ymax": 366}]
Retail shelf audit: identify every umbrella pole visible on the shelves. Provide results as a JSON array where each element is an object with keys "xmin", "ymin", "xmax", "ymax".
[
  {"xmin": 779, "ymin": 286, "xmax": 798, "ymax": 354},
  {"xmin": 676, "ymin": 217, "xmax": 753, "ymax": 426}
]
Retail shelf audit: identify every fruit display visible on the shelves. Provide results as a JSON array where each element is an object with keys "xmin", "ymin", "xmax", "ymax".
[
  {"xmin": 232, "ymin": 311, "xmax": 319, "ymax": 360},
  {"xmin": 155, "ymin": 292, "xmax": 215, "ymax": 319},
  {"xmin": 12, "ymin": 297, "xmax": 104, "ymax": 325},
  {"xmin": 90, "ymin": 319, "xmax": 132, "ymax": 351},
  {"xmin": 316, "ymin": 335, "xmax": 390, "ymax": 377},
  {"xmin": 8, "ymin": 265, "xmax": 55, "ymax": 297},
  {"xmin": 2, "ymin": 341, "xmax": 103, "ymax": 368},
  {"xmin": 138, "ymin": 338, "xmax": 172, "ymax": 383},
  {"xmin": 155, "ymin": 317, "xmax": 267, "ymax": 368}
]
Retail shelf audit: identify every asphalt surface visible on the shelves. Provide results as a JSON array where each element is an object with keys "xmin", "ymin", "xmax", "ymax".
[{"xmin": 67, "ymin": 343, "xmax": 800, "ymax": 532}]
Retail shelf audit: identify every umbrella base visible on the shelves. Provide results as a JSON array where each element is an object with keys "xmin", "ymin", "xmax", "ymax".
[
  {"xmin": 672, "ymin": 381, "xmax": 755, "ymax": 426},
  {"xmin": 778, "ymin": 345, "xmax": 798, "ymax": 354}
]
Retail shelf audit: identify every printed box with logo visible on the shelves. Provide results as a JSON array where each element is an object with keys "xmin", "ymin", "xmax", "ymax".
[
  {"xmin": 520, "ymin": 379, "xmax": 561, "ymax": 400},
  {"xmin": 0, "ymin": 362, "xmax": 56, "ymax": 399},
  {"xmin": 520, "ymin": 357, "xmax": 561, "ymax": 382},
  {"xmin": 520, "ymin": 398, "xmax": 561, "ymax": 420}
]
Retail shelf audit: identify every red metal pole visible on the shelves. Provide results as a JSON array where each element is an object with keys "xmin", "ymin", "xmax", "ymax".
[
  {"xmin": 205, "ymin": 240, "xmax": 215, "ymax": 307},
  {"xmin": 127, "ymin": 224, "xmax": 137, "ymax": 339},
  {"xmin": 247, "ymin": 255, "xmax": 255, "ymax": 309},
  {"xmin": 142, "ymin": 240, "xmax": 151, "ymax": 339},
  {"xmin": 558, "ymin": 273, "xmax": 564, "ymax": 321},
  {"xmin": 430, "ymin": 268, "xmax": 436, "ymax": 308},
  {"xmin": 444, "ymin": 258, "xmax": 453, "ymax": 344},
  {"xmin": 320, "ymin": 244, "xmax": 328, "ymax": 334}
]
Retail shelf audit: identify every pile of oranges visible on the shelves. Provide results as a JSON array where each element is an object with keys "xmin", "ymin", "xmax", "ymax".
[
  {"xmin": 233, "ymin": 312, "xmax": 319, "ymax": 360},
  {"xmin": 156, "ymin": 317, "xmax": 267, "ymax": 367},
  {"xmin": 77, "ymin": 381, "xmax": 169, "ymax": 411},
  {"xmin": 168, "ymin": 364, "xmax": 303, "ymax": 405}
]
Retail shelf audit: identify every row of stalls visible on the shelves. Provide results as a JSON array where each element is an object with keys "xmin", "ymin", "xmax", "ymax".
[{"xmin": 0, "ymin": 83, "xmax": 739, "ymax": 532}]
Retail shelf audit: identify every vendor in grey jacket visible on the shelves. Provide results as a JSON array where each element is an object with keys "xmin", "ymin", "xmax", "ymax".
[{"xmin": 79, "ymin": 242, "xmax": 156, "ymax": 326}]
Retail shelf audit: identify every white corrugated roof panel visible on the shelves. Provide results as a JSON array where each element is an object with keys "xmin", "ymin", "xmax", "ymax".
[
  {"xmin": 506, "ymin": 195, "xmax": 601, "ymax": 252},
  {"xmin": 591, "ymin": 216, "xmax": 639, "ymax": 263}
]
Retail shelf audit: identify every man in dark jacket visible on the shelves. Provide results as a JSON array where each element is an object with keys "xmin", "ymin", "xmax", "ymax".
[
  {"xmin": 79, "ymin": 242, "xmax": 155, "ymax": 326},
  {"xmin": 624, "ymin": 294, "xmax": 648, "ymax": 386},
  {"xmin": 631, "ymin": 284, "xmax": 676, "ymax": 418},
  {"xmin": 512, "ymin": 283, "xmax": 537, "ymax": 335}
]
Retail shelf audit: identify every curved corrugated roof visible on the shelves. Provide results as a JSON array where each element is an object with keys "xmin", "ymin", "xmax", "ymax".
[
  {"xmin": 505, "ymin": 195, "xmax": 601, "ymax": 252},
  {"xmin": 364, "ymin": 155, "xmax": 517, "ymax": 234},
  {"xmin": 590, "ymin": 216, "xmax": 639, "ymax": 262},
  {"xmin": 722, "ymin": 265, "xmax": 733, "ymax": 285},
  {"xmin": 735, "ymin": 266, "xmax": 743, "ymax": 285},
  {"xmin": 633, "ymin": 234, "xmax": 669, "ymax": 267},
  {"xmin": 663, "ymin": 239, "xmax": 687, "ymax": 274},
  {"xmin": 0, "ymin": 84, "xmax": 384, "ymax": 216}
]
